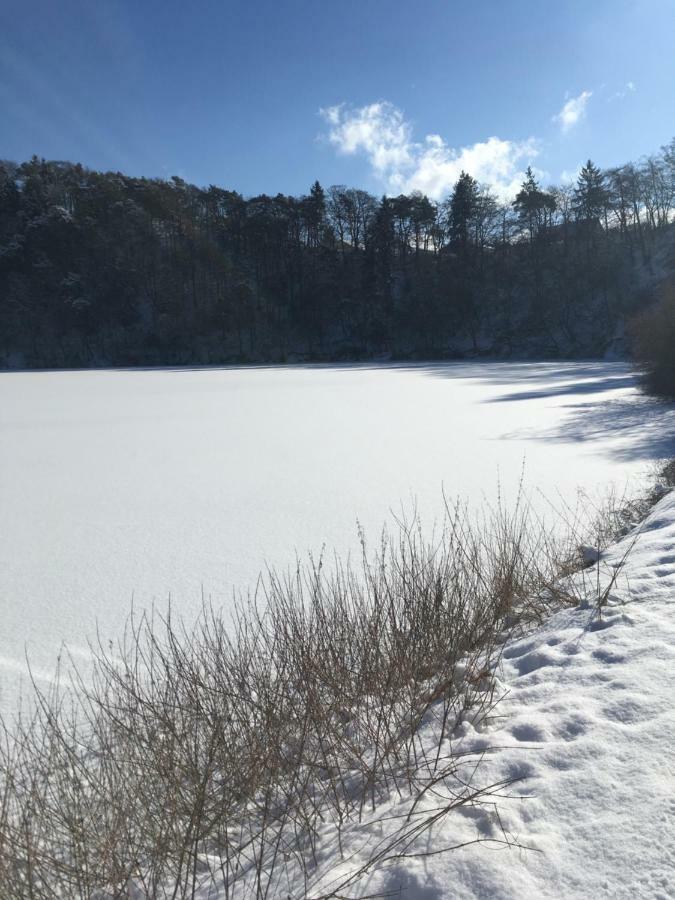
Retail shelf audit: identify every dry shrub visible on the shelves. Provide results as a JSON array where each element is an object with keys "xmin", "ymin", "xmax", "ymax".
[
  {"xmin": 631, "ymin": 279, "xmax": 675, "ymax": 397},
  {"xmin": 0, "ymin": 491, "xmax": 626, "ymax": 898}
]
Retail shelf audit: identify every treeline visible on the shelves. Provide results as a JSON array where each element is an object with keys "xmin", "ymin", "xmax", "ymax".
[{"xmin": 0, "ymin": 140, "xmax": 673, "ymax": 368}]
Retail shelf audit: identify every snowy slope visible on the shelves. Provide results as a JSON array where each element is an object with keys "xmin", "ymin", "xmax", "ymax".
[{"xmin": 299, "ymin": 490, "xmax": 675, "ymax": 899}]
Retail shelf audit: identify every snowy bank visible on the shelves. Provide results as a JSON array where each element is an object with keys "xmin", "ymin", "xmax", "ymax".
[{"xmin": 332, "ymin": 489, "xmax": 675, "ymax": 899}]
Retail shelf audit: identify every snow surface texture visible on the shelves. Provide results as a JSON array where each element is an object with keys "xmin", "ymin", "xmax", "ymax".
[
  {"xmin": 260, "ymin": 491, "xmax": 675, "ymax": 900},
  {"xmin": 431, "ymin": 492, "xmax": 675, "ymax": 900},
  {"xmin": 1, "ymin": 361, "xmax": 674, "ymax": 716}
]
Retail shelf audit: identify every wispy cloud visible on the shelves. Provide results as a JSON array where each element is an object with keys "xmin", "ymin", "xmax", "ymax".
[
  {"xmin": 610, "ymin": 81, "xmax": 636, "ymax": 101},
  {"xmin": 560, "ymin": 166, "xmax": 581, "ymax": 185},
  {"xmin": 553, "ymin": 90, "xmax": 592, "ymax": 133},
  {"xmin": 319, "ymin": 102, "xmax": 539, "ymax": 201}
]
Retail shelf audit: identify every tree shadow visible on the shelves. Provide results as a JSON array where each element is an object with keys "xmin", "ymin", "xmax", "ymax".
[
  {"xmin": 486, "ymin": 374, "xmax": 636, "ymax": 402},
  {"xmin": 2, "ymin": 359, "xmax": 639, "ymax": 387},
  {"xmin": 371, "ymin": 862, "xmax": 444, "ymax": 899},
  {"xmin": 411, "ymin": 359, "xmax": 675, "ymax": 463},
  {"xmin": 501, "ymin": 394, "xmax": 675, "ymax": 462},
  {"xmin": 414, "ymin": 360, "xmax": 638, "ymax": 389}
]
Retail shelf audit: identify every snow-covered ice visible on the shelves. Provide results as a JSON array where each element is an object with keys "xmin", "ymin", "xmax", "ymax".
[{"xmin": 1, "ymin": 361, "xmax": 674, "ymax": 717}]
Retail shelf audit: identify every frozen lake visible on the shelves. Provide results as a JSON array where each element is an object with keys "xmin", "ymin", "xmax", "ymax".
[{"xmin": 1, "ymin": 361, "xmax": 675, "ymax": 713}]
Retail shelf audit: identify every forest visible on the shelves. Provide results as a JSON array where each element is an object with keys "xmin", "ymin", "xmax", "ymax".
[{"xmin": 0, "ymin": 140, "xmax": 673, "ymax": 369}]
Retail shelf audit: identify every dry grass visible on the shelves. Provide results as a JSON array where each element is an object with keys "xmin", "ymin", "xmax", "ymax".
[{"xmin": 0, "ymin": 480, "xmax": 666, "ymax": 898}]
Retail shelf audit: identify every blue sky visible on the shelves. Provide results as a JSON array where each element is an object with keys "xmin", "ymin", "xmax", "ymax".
[{"xmin": 1, "ymin": 0, "xmax": 673, "ymax": 199}]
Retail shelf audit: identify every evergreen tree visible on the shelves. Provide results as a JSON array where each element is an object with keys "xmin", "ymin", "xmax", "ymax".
[
  {"xmin": 573, "ymin": 160, "xmax": 608, "ymax": 222},
  {"xmin": 449, "ymin": 171, "xmax": 478, "ymax": 248},
  {"xmin": 303, "ymin": 180, "xmax": 326, "ymax": 248},
  {"xmin": 512, "ymin": 167, "xmax": 556, "ymax": 241}
]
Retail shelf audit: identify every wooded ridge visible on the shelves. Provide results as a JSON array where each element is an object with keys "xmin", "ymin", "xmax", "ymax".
[{"xmin": 1, "ymin": 141, "xmax": 673, "ymax": 369}]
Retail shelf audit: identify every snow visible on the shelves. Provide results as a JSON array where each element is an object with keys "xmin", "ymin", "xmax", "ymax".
[
  {"xmin": 263, "ymin": 490, "xmax": 675, "ymax": 899},
  {"xmin": 1, "ymin": 360, "xmax": 674, "ymax": 721},
  {"xmin": 2, "ymin": 361, "xmax": 675, "ymax": 897},
  {"xmin": 408, "ymin": 492, "xmax": 675, "ymax": 897}
]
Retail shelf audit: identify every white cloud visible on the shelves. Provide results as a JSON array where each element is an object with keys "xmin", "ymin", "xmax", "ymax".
[
  {"xmin": 319, "ymin": 102, "xmax": 539, "ymax": 201},
  {"xmin": 320, "ymin": 102, "xmax": 414, "ymax": 177},
  {"xmin": 553, "ymin": 90, "xmax": 592, "ymax": 133}
]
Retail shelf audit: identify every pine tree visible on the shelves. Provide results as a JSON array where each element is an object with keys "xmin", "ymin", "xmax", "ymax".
[
  {"xmin": 449, "ymin": 171, "xmax": 478, "ymax": 248},
  {"xmin": 573, "ymin": 160, "xmax": 608, "ymax": 222},
  {"xmin": 303, "ymin": 180, "xmax": 326, "ymax": 248},
  {"xmin": 512, "ymin": 167, "xmax": 556, "ymax": 240}
]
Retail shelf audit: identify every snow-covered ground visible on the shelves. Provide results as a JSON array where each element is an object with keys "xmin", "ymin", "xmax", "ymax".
[
  {"xmin": 309, "ymin": 488, "xmax": 675, "ymax": 900},
  {"xmin": 1, "ymin": 361, "xmax": 674, "ymax": 716}
]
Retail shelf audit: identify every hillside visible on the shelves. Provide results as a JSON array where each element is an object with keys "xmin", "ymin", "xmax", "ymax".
[{"xmin": 1, "ymin": 146, "xmax": 673, "ymax": 369}]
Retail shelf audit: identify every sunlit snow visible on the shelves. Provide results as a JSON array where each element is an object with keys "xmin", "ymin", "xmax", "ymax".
[
  {"xmin": 285, "ymin": 489, "xmax": 675, "ymax": 899},
  {"xmin": 1, "ymin": 361, "xmax": 674, "ymax": 714}
]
